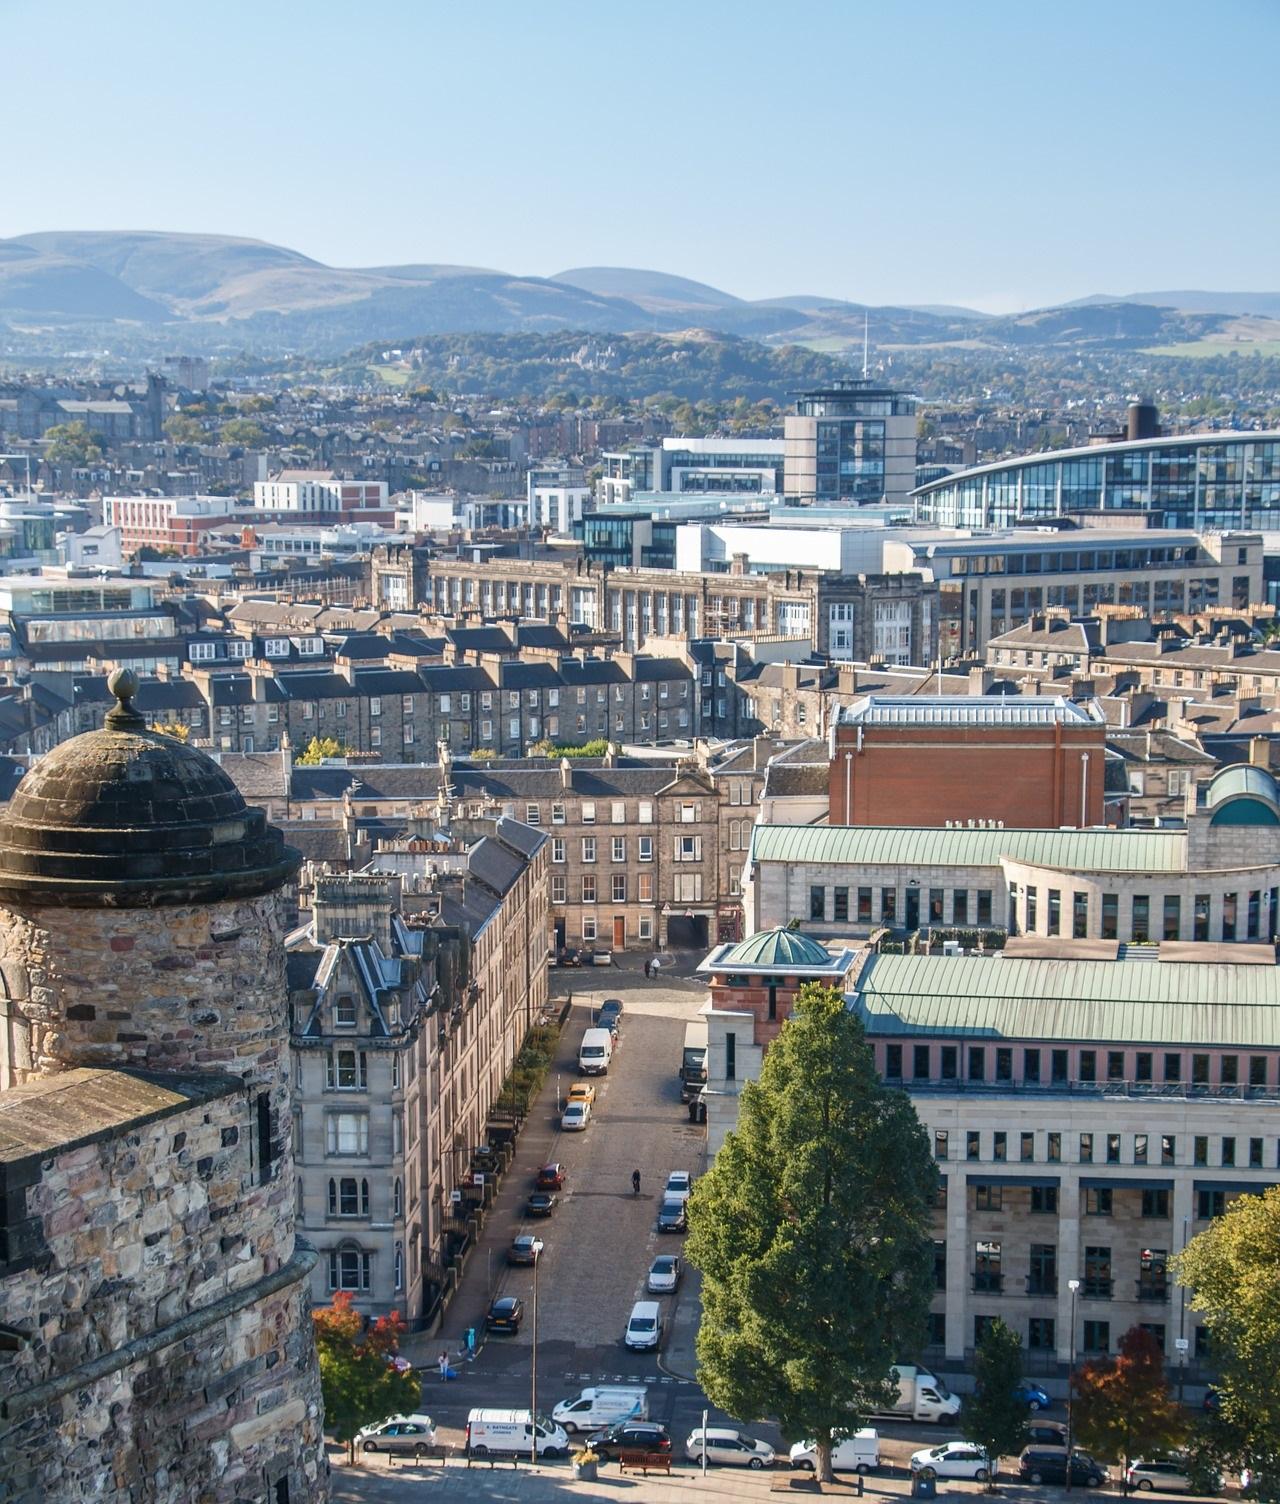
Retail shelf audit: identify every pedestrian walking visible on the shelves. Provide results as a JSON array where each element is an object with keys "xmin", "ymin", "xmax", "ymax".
[{"xmin": 438, "ymin": 1351, "xmax": 449, "ymax": 1383}]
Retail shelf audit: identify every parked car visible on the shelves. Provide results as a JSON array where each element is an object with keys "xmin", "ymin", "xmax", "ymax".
[
  {"xmin": 1127, "ymin": 1459, "xmax": 1197, "ymax": 1493},
  {"xmin": 555, "ymin": 947, "xmax": 583, "ymax": 968},
  {"xmin": 624, "ymin": 1300, "xmax": 663, "ymax": 1351},
  {"xmin": 561, "ymin": 1101, "xmax": 590, "ymax": 1131},
  {"xmin": 911, "ymin": 1444, "xmax": 994, "ymax": 1481},
  {"xmin": 664, "ymin": 1170, "xmax": 693, "ymax": 1202},
  {"xmin": 647, "ymin": 1254, "xmax": 682, "ymax": 1293},
  {"xmin": 485, "ymin": 1296, "xmax": 524, "ymax": 1333},
  {"xmin": 657, "ymin": 1198, "xmax": 687, "ymax": 1232},
  {"xmin": 790, "ymin": 1430, "xmax": 880, "ymax": 1474},
  {"xmin": 597, "ymin": 998, "xmax": 623, "ymax": 1025},
  {"xmin": 506, "ymin": 1234, "xmax": 543, "ymax": 1266},
  {"xmin": 356, "ymin": 1414, "xmax": 437, "ymax": 1457},
  {"xmin": 567, "ymin": 1082, "xmax": 595, "ymax": 1107},
  {"xmin": 535, "ymin": 1163, "xmax": 566, "ymax": 1190},
  {"xmin": 526, "ymin": 1191, "xmax": 558, "ymax": 1217},
  {"xmin": 685, "ymin": 1427, "xmax": 775, "ymax": 1469},
  {"xmin": 1015, "ymin": 1380, "xmax": 1052, "ymax": 1412},
  {"xmin": 588, "ymin": 1421, "xmax": 672, "ymax": 1460},
  {"xmin": 1027, "ymin": 1420, "xmax": 1069, "ymax": 1447},
  {"xmin": 1019, "ymin": 1448, "xmax": 1107, "ymax": 1488}
]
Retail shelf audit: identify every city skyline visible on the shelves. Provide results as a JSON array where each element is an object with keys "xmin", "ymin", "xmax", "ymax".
[{"xmin": 3, "ymin": 0, "xmax": 1277, "ymax": 314}]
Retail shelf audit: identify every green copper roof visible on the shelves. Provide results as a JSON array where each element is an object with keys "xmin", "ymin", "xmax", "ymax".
[
  {"xmin": 717, "ymin": 926, "xmax": 841, "ymax": 971},
  {"xmin": 749, "ymin": 823, "xmax": 1188, "ymax": 874}
]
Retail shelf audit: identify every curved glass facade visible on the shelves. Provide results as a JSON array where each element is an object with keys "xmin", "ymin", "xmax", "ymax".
[{"xmin": 913, "ymin": 433, "xmax": 1280, "ymax": 530}]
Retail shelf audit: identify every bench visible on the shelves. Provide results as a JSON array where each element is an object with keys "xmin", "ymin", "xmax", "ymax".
[
  {"xmin": 387, "ymin": 1443, "xmax": 451, "ymax": 1467},
  {"xmin": 466, "ymin": 1448, "xmax": 521, "ymax": 1469},
  {"xmin": 618, "ymin": 1450, "xmax": 673, "ymax": 1476}
]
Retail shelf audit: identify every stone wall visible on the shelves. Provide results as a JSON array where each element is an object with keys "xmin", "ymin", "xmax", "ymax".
[{"xmin": 0, "ymin": 1070, "xmax": 325, "ymax": 1502}]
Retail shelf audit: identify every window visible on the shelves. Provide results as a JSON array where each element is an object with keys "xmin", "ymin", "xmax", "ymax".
[
  {"xmin": 1084, "ymin": 1244, "xmax": 1112, "ymax": 1298},
  {"xmin": 1047, "ymin": 889, "xmax": 1061, "ymax": 935},
  {"xmin": 1086, "ymin": 1188, "xmax": 1113, "ymax": 1217},
  {"xmin": 551, "ymin": 802, "xmax": 565, "ymax": 825},
  {"xmin": 1079, "ymin": 1132, "xmax": 1094, "ymax": 1163},
  {"xmin": 612, "ymin": 874, "xmax": 626, "ymax": 903},
  {"xmin": 976, "ymin": 889, "xmax": 992, "ymax": 925},
  {"xmin": 393, "ymin": 1178, "xmax": 403, "ymax": 1219},
  {"xmin": 996, "ymin": 1048, "xmax": 1013, "ymax": 1082},
  {"xmin": 881, "ymin": 887, "xmax": 896, "ymax": 923},
  {"xmin": 638, "ymin": 836, "xmax": 653, "ymax": 862},
  {"xmin": 993, "ymin": 1131, "xmax": 1007, "ymax": 1161},
  {"xmin": 1101, "ymin": 893, "xmax": 1119, "ymax": 939},
  {"xmin": 934, "ymin": 1240, "xmax": 947, "ymax": 1290},
  {"xmin": 1047, "ymin": 1132, "xmax": 1061, "ymax": 1163},
  {"xmin": 582, "ymin": 915, "xmax": 597, "ymax": 942},
  {"xmin": 1106, "ymin": 1133, "xmax": 1121, "ymax": 1164},
  {"xmin": 525, "ymin": 803, "xmax": 540, "ymax": 825},
  {"xmin": 967, "ymin": 1131, "xmax": 981, "ymax": 1161},
  {"xmin": 1198, "ymin": 1189, "xmax": 1227, "ymax": 1219},
  {"xmin": 1083, "ymin": 1320, "xmax": 1110, "ymax": 1354},
  {"xmin": 675, "ymin": 834, "xmax": 701, "ymax": 862},
  {"xmin": 637, "ymin": 872, "xmax": 652, "ymax": 902},
  {"xmin": 680, "ymin": 801, "xmax": 698, "ymax": 823},
  {"xmin": 1222, "ymin": 1137, "xmax": 1236, "ymax": 1167},
  {"xmin": 1073, "ymin": 890, "xmax": 1089, "ymax": 938},
  {"xmin": 1164, "ymin": 895, "xmax": 1181, "ymax": 941},
  {"xmin": 725, "ymin": 1032, "xmax": 736, "ymax": 1081},
  {"xmin": 1136, "ymin": 1052, "xmax": 1153, "ymax": 1083},
  {"xmin": 953, "ymin": 889, "xmax": 968, "ymax": 924},
  {"xmin": 1080, "ymin": 1050, "xmax": 1096, "ymax": 1083},
  {"xmin": 1194, "ymin": 1135, "xmax": 1209, "ymax": 1166},
  {"xmin": 1221, "ymin": 1055, "xmax": 1239, "ymax": 1086},
  {"xmin": 638, "ymin": 800, "xmax": 653, "ymax": 824},
  {"xmin": 1194, "ymin": 893, "xmax": 1211, "ymax": 941},
  {"xmin": 1031, "ymin": 1184, "xmax": 1058, "ymax": 1214},
  {"xmin": 581, "ymin": 876, "xmax": 596, "ymax": 903},
  {"xmin": 328, "ymin": 1244, "xmax": 371, "ymax": 1291},
  {"xmin": 968, "ymin": 1047, "xmax": 985, "ymax": 1082},
  {"xmin": 974, "ymin": 1240, "xmax": 1002, "ymax": 1293},
  {"xmin": 551, "ymin": 875, "xmax": 567, "ymax": 903},
  {"xmin": 1026, "ymin": 886, "xmax": 1038, "ymax": 929},
  {"xmin": 1024, "ymin": 1049, "xmax": 1041, "ymax": 1084},
  {"xmin": 934, "ymin": 1130, "xmax": 949, "ymax": 1161},
  {"xmin": 1223, "ymin": 892, "xmax": 1238, "ymax": 941},
  {"xmin": 327, "ymin": 1176, "xmax": 369, "ymax": 1217},
  {"xmin": 1250, "ymin": 1136, "xmax": 1264, "ymax": 1168},
  {"xmin": 1251, "ymin": 1055, "xmax": 1268, "ymax": 1087},
  {"xmin": 1192, "ymin": 1053, "xmax": 1210, "ymax": 1085},
  {"xmin": 1132, "ymin": 893, "xmax": 1150, "ymax": 943},
  {"xmin": 1051, "ymin": 1048, "xmax": 1068, "ymax": 1085},
  {"xmin": 914, "ymin": 1045, "xmax": 930, "ymax": 1078},
  {"xmin": 326, "ymin": 1048, "xmax": 367, "ymax": 1091},
  {"xmin": 833, "ymin": 886, "xmax": 849, "ymax": 922},
  {"xmin": 326, "ymin": 1113, "xmax": 369, "ymax": 1156},
  {"xmin": 612, "ymin": 836, "xmax": 625, "ymax": 862},
  {"xmin": 929, "ymin": 888, "xmax": 944, "ymax": 923},
  {"xmin": 1143, "ymin": 1188, "xmax": 1170, "ymax": 1218},
  {"xmin": 857, "ymin": 887, "xmax": 873, "ymax": 921},
  {"xmin": 810, "ymin": 886, "xmax": 826, "ymax": 921},
  {"xmin": 1161, "ymin": 1134, "xmax": 1175, "ymax": 1165},
  {"xmin": 1028, "ymin": 1317, "xmax": 1056, "ymax": 1350},
  {"xmin": 975, "ymin": 1184, "xmax": 1002, "ymax": 1211},
  {"xmin": 941, "ymin": 1046, "xmax": 957, "ymax": 1080},
  {"xmin": 638, "ymin": 915, "xmax": 653, "ymax": 941},
  {"xmin": 885, "ymin": 1044, "xmax": 903, "ymax": 1079},
  {"xmin": 369, "ymin": 697, "xmax": 382, "ymax": 718},
  {"xmin": 1108, "ymin": 1050, "xmax": 1126, "ymax": 1081},
  {"xmin": 1021, "ymin": 1132, "xmax": 1035, "ymax": 1162},
  {"xmin": 1134, "ymin": 1134, "xmax": 1148, "ymax": 1165},
  {"xmin": 394, "ymin": 1243, "xmax": 404, "ymax": 1292},
  {"xmin": 1164, "ymin": 1053, "xmax": 1182, "ymax": 1083},
  {"xmin": 551, "ymin": 837, "xmax": 565, "ymax": 863},
  {"xmin": 581, "ymin": 837, "xmax": 596, "ymax": 862},
  {"xmin": 581, "ymin": 801, "xmax": 596, "ymax": 824},
  {"xmin": 334, "ymin": 996, "xmax": 357, "ymax": 1030},
  {"xmin": 611, "ymin": 801, "xmax": 625, "ymax": 824}
]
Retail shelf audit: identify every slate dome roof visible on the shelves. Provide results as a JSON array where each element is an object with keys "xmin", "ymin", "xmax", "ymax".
[
  {"xmin": 717, "ymin": 926, "xmax": 839, "ymax": 971},
  {"xmin": 0, "ymin": 669, "xmax": 299, "ymax": 907}
]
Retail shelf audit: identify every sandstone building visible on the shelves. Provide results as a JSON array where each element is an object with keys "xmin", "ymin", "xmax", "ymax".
[{"xmin": 0, "ymin": 670, "xmax": 327, "ymax": 1502}]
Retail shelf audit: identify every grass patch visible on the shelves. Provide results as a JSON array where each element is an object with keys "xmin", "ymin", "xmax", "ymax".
[
  {"xmin": 368, "ymin": 363, "xmax": 412, "ymax": 385},
  {"xmin": 1142, "ymin": 340, "xmax": 1280, "ymax": 358}
]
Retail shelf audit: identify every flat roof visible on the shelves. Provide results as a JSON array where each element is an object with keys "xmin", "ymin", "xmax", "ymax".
[
  {"xmin": 852, "ymin": 951, "xmax": 1280, "ymax": 1047},
  {"xmin": 749, "ymin": 823, "xmax": 1188, "ymax": 874},
  {"xmin": 838, "ymin": 694, "xmax": 1098, "ymax": 728},
  {"xmin": 912, "ymin": 430, "xmax": 1280, "ymax": 497}
]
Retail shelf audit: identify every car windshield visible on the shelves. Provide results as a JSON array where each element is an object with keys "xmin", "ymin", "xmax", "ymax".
[
  {"xmin": 631, "ymin": 1317, "xmax": 656, "ymax": 1331},
  {"xmin": 653, "ymin": 1258, "xmax": 674, "ymax": 1272}
]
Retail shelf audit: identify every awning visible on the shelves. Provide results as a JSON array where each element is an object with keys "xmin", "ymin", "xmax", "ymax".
[
  {"xmin": 966, "ymin": 1174, "xmax": 1061, "ymax": 1188},
  {"xmin": 1081, "ymin": 1177, "xmax": 1174, "ymax": 1192},
  {"xmin": 1193, "ymin": 1178, "xmax": 1279, "ymax": 1195}
]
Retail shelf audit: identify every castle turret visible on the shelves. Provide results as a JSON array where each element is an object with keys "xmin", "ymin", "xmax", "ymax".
[{"xmin": 0, "ymin": 669, "xmax": 328, "ymax": 1502}]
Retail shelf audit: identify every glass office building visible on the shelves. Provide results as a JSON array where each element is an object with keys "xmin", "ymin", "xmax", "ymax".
[
  {"xmin": 913, "ymin": 432, "xmax": 1280, "ymax": 531},
  {"xmin": 784, "ymin": 379, "xmax": 918, "ymax": 506}
]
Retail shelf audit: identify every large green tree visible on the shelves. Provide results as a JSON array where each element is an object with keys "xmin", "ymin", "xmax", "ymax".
[
  {"xmin": 1173, "ymin": 1187, "xmax": 1280, "ymax": 1500},
  {"xmin": 963, "ymin": 1320, "xmax": 1029, "ymax": 1490},
  {"xmin": 1071, "ymin": 1326, "xmax": 1186, "ymax": 1493},
  {"xmin": 43, "ymin": 420, "xmax": 104, "ymax": 466},
  {"xmin": 312, "ymin": 1291, "xmax": 420, "ymax": 1463},
  {"xmin": 684, "ymin": 981, "xmax": 936, "ymax": 1483}
]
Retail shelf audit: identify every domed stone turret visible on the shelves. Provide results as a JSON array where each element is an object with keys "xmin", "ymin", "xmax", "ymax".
[{"xmin": 0, "ymin": 668, "xmax": 297, "ymax": 906}]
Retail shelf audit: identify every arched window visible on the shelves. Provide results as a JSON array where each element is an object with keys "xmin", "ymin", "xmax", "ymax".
[
  {"xmin": 393, "ymin": 1177, "xmax": 403, "ymax": 1219},
  {"xmin": 328, "ymin": 1242, "xmax": 370, "ymax": 1291},
  {"xmin": 394, "ymin": 1242, "xmax": 404, "ymax": 1292}
]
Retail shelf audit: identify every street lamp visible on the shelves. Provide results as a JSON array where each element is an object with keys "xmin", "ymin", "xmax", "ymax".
[
  {"xmin": 1065, "ymin": 1278, "xmax": 1081, "ymax": 1492},
  {"xmin": 530, "ymin": 1244, "xmax": 540, "ymax": 1467}
]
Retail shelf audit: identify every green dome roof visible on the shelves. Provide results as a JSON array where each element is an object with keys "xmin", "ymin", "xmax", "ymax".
[{"xmin": 718, "ymin": 927, "xmax": 837, "ymax": 971}]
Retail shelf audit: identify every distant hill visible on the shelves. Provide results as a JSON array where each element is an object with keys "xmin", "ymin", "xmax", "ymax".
[{"xmin": 0, "ymin": 230, "xmax": 1275, "ymax": 359}]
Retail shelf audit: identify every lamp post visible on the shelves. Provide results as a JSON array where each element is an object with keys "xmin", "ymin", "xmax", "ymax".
[
  {"xmin": 530, "ymin": 1245, "xmax": 539, "ymax": 1467},
  {"xmin": 1065, "ymin": 1278, "xmax": 1081, "ymax": 1492}
]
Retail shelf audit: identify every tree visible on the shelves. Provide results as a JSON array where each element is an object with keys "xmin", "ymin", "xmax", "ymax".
[
  {"xmin": 312, "ymin": 1291, "xmax": 420, "ymax": 1463},
  {"xmin": 963, "ymin": 1321, "xmax": 1028, "ymax": 1490},
  {"xmin": 1173, "ymin": 1187, "xmax": 1280, "ymax": 1499},
  {"xmin": 684, "ymin": 981, "xmax": 936, "ymax": 1483},
  {"xmin": 296, "ymin": 736, "xmax": 350, "ymax": 765},
  {"xmin": 151, "ymin": 721, "xmax": 190, "ymax": 742},
  {"xmin": 43, "ymin": 421, "xmax": 104, "ymax": 466},
  {"xmin": 219, "ymin": 418, "xmax": 267, "ymax": 447},
  {"xmin": 164, "ymin": 414, "xmax": 205, "ymax": 446},
  {"xmin": 1071, "ymin": 1327, "xmax": 1187, "ymax": 1492}
]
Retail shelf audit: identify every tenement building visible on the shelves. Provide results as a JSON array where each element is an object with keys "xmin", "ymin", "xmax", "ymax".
[
  {"xmin": 0, "ymin": 670, "xmax": 327, "ymax": 1503},
  {"xmin": 745, "ymin": 762, "xmax": 1280, "ymax": 945},
  {"xmin": 700, "ymin": 934, "xmax": 1280, "ymax": 1368}
]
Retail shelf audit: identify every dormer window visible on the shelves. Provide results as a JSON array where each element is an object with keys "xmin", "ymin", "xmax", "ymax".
[{"xmin": 334, "ymin": 995, "xmax": 357, "ymax": 1030}]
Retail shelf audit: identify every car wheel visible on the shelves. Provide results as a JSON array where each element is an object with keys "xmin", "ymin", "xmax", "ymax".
[
  {"xmin": 1138, "ymin": 1482, "xmax": 1154, "ymax": 1492},
  {"xmin": 691, "ymin": 1452, "xmax": 704, "ymax": 1466},
  {"xmin": 1029, "ymin": 1472, "xmax": 1044, "ymax": 1485},
  {"xmin": 1028, "ymin": 1400, "xmax": 1042, "ymax": 1412},
  {"xmin": 1086, "ymin": 1478, "xmax": 1102, "ymax": 1490},
  {"xmin": 471, "ymin": 1444, "xmax": 489, "ymax": 1457},
  {"xmin": 857, "ymin": 1464, "xmax": 871, "ymax": 1475},
  {"xmin": 362, "ymin": 1440, "xmax": 379, "ymax": 1452},
  {"xmin": 977, "ymin": 1469, "xmax": 989, "ymax": 1482},
  {"xmin": 749, "ymin": 1457, "xmax": 765, "ymax": 1470}
]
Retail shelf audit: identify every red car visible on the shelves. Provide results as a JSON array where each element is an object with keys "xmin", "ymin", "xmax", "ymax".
[{"xmin": 535, "ymin": 1162, "xmax": 566, "ymax": 1191}]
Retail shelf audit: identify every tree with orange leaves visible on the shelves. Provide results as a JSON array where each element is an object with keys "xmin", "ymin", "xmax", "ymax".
[
  {"xmin": 1071, "ymin": 1326, "xmax": 1187, "ymax": 1494},
  {"xmin": 312, "ymin": 1291, "xmax": 422, "ymax": 1463}
]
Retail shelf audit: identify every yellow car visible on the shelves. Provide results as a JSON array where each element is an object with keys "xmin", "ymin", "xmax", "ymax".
[{"xmin": 567, "ymin": 1082, "xmax": 596, "ymax": 1107}]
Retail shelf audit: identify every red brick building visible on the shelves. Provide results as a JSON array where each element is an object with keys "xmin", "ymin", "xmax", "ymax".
[{"xmin": 828, "ymin": 695, "xmax": 1106, "ymax": 828}]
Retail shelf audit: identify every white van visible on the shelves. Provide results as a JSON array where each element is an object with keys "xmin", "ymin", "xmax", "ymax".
[
  {"xmin": 625, "ymin": 1300, "xmax": 662, "ymax": 1351},
  {"xmin": 790, "ymin": 1429, "xmax": 881, "ymax": 1474},
  {"xmin": 552, "ymin": 1385, "xmax": 649, "ymax": 1433},
  {"xmin": 465, "ymin": 1408, "xmax": 569, "ymax": 1458},
  {"xmin": 578, "ymin": 1027, "xmax": 613, "ymax": 1075}
]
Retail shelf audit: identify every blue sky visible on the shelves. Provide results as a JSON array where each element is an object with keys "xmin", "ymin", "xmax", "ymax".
[{"xmin": 3, "ymin": 0, "xmax": 1277, "ymax": 312}]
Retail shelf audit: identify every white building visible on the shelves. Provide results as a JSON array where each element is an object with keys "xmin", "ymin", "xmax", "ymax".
[
  {"xmin": 531, "ymin": 484, "xmax": 590, "ymax": 536},
  {"xmin": 254, "ymin": 470, "xmax": 388, "ymax": 514}
]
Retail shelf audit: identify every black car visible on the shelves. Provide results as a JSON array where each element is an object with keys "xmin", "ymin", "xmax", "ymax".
[
  {"xmin": 657, "ymin": 1197, "xmax": 687, "ymax": 1232},
  {"xmin": 587, "ymin": 1421, "xmax": 672, "ymax": 1460},
  {"xmin": 598, "ymin": 997, "xmax": 624, "ymax": 1021},
  {"xmin": 526, "ymin": 1191, "xmax": 558, "ymax": 1217},
  {"xmin": 555, "ymin": 947, "xmax": 583, "ymax": 967},
  {"xmin": 486, "ymin": 1295, "xmax": 524, "ymax": 1333},
  {"xmin": 1020, "ymin": 1448, "xmax": 1106, "ymax": 1488}
]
